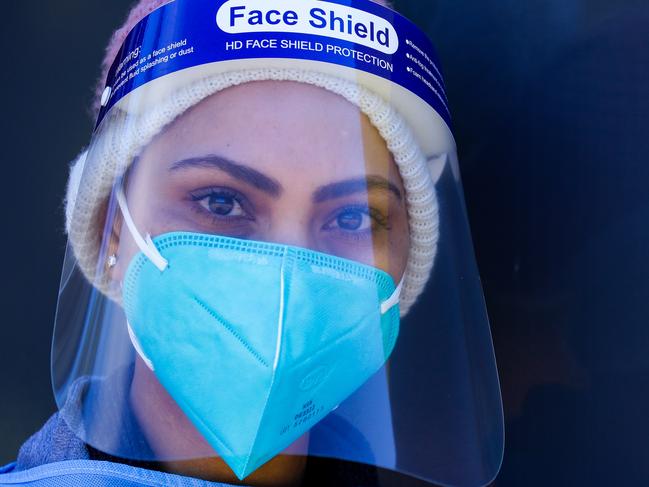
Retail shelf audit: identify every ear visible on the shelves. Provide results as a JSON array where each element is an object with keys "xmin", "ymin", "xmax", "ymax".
[{"xmin": 96, "ymin": 191, "xmax": 127, "ymax": 294}]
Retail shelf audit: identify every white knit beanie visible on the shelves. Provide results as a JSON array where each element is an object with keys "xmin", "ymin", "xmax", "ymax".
[{"xmin": 65, "ymin": 68, "xmax": 440, "ymax": 316}]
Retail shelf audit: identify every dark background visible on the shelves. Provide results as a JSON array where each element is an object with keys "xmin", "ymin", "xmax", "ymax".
[{"xmin": 2, "ymin": 1, "xmax": 649, "ymax": 485}]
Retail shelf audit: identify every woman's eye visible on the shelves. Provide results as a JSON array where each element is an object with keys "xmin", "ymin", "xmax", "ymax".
[
  {"xmin": 325, "ymin": 209, "xmax": 372, "ymax": 232},
  {"xmin": 198, "ymin": 193, "xmax": 246, "ymax": 217}
]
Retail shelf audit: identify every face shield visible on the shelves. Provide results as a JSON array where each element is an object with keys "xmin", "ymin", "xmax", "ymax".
[{"xmin": 53, "ymin": 1, "xmax": 503, "ymax": 485}]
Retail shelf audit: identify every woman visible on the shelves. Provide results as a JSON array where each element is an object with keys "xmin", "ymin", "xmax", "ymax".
[{"xmin": 1, "ymin": 0, "xmax": 503, "ymax": 485}]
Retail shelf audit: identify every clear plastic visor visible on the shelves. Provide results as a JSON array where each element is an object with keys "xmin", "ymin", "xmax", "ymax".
[{"xmin": 53, "ymin": 14, "xmax": 502, "ymax": 487}]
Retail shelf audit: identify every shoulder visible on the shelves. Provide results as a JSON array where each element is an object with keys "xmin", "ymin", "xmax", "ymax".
[
  {"xmin": 14, "ymin": 413, "xmax": 90, "ymax": 472},
  {"xmin": 0, "ymin": 459, "xmax": 240, "ymax": 486}
]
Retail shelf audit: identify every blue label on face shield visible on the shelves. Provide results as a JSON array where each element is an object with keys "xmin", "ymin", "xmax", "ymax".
[{"xmin": 96, "ymin": 0, "xmax": 450, "ymax": 130}]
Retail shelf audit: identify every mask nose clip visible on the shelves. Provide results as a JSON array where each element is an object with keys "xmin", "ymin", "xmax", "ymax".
[{"xmin": 115, "ymin": 179, "xmax": 169, "ymax": 272}]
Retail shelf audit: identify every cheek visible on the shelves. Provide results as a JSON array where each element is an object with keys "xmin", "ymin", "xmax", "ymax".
[
  {"xmin": 373, "ymin": 204, "xmax": 410, "ymax": 283},
  {"xmin": 110, "ymin": 220, "xmax": 143, "ymax": 287},
  {"xmin": 109, "ymin": 189, "xmax": 175, "ymax": 285},
  {"xmin": 388, "ymin": 209, "xmax": 411, "ymax": 282}
]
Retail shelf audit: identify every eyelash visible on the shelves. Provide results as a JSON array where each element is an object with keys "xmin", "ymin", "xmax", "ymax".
[
  {"xmin": 188, "ymin": 187, "xmax": 253, "ymax": 223},
  {"xmin": 323, "ymin": 205, "xmax": 391, "ymax": 232},
  {"xmin": 186, "ymin": 189, "xmax": 390, "ymax": 240}
]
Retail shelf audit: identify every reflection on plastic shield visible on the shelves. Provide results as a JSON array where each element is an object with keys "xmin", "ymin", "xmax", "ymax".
[{"xmin": 123, "ymin": 233, "xmax": 399, "ymax": 479}]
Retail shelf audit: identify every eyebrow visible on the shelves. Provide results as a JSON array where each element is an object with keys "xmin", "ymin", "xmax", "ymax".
[
  {"xmin": 313, "ymin": 175, "xmax": 402, "ymax": 203},
  {"xmin": 170, "ymin": 155, "xmax": 283, "ymax": 197}
]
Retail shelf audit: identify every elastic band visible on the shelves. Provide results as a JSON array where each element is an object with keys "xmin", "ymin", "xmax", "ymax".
[
  {"xmin": 127, "ymin": 321, "xmax": 155, "ymax": 371},
  {"xmin": 115, "ymin": 180, "xmax": 169, "ymax": 272},
  {"xmin": 381, "ymin": 278, "xmax": 404, "ymax": 315}
]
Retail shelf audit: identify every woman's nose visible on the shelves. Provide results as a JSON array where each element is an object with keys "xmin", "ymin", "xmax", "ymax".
[{"xmin": 262, "ymin": 217, "xmax": 313, "ymax": 250}]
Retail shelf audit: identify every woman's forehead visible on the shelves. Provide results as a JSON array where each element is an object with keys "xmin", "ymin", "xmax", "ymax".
[
  {"xmin": 180, "ymin": 80, "xmax": 361, "ymax": 127},
  {"xmin": 142, "ymin": 80, "xmax": 395, "ymax": 180}
]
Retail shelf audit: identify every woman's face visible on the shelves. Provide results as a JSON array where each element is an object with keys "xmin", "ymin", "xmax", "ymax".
[
  {"xmin": 117, "ymin": 80, "xmax": 410, "ymax": 283},
  {"xmin": 111, "ymin": 80, "xmax": 410, "ymax": 486}
]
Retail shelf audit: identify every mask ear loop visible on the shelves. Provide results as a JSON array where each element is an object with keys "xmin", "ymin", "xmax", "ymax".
[
  {"xmin": 380, "ymin": 278, "xmax": 404, "ymax": 315},
  {"xmin": 115, "ymin": 178, "xmax": 169, "ymax": 272},
  {"xmin": 127, "ymin": 321, "xmax": 155, "ymax": 371}
]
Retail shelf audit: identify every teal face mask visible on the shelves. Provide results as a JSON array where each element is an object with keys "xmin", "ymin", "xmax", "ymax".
[{"xmin": 116, "ymin": 188, "xmax": 402, "ymax": 480}]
